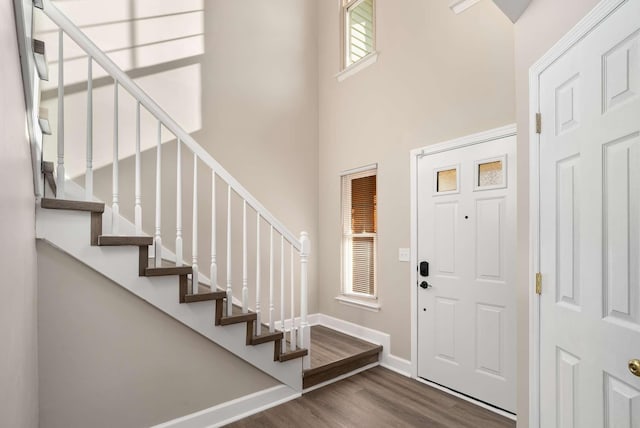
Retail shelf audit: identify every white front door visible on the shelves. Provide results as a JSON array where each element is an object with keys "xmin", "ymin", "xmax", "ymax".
[
  {"xmin": 417, "ymin": 133, "xmax": 517, "ymax": 413},
  {"xmin": 538, "ymin": 0, "xmax": 640, "ymax": 426}
]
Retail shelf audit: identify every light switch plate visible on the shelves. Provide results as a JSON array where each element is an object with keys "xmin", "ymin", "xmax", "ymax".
[{"xmin": 398, "ymin": 248, "xmax": 410, "ymax": 262}]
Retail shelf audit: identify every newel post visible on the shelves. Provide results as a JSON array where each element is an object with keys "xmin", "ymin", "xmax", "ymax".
[{"xmin": 299, "ymin": 231, "xmax": 311, "ymax": 369}]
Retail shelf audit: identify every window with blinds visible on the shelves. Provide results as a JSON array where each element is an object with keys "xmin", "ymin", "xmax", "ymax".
[
  {"xmin": 341, "ymin": 167, "xmax": 377, "ymax": 297},
  {"xmin": 344, "ymin": 0, "xmax": 375, "ymax": 68}
]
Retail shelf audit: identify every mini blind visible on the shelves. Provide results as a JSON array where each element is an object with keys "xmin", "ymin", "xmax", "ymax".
[
  {"xmin": 342, "ymin": 168, "xmax": 377, "ymax": 297},
  {"xmin": 346, "ymin": 0, "xmax": 374, "ymax": 67}
]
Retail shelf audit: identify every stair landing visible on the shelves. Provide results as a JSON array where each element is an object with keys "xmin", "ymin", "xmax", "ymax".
[{"xmin": 304, "ymin": 325, "xmax": 382, "ymax": 389}]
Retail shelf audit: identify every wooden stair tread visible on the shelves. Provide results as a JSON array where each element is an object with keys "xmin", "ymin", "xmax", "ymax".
[
  {"xmin": 98, "ymin": 235, "xmax": 153, "ymax": 246},
  {"xmin": 219, "ymin": 311, "xmax": 257, "ymax": 326},
  {"xmin": 279, "ymin": 347, "xmax": 308, "ymax": 362},
  {"xmin": 180, "ymin": 276, "xmax": 225, "ymax": 304},
  {"xmin": 216, "ymin": 302, "xmax": 257, "ymax": 325},
  {"xmin": 183, "ymin": 280, "xmax": 226, "ymax": 303},
  {"xmin": 184, "ymin": 291, "xmax": 226, "ymax": 303},
  {"xmin": 250, "ymin": 331, "xmax": 284, "ymax": 345},
  {"xmin": 246, "ymin": 321, "xmax": 284, "ymax": 345},
  {"xmin": 144, "ymin": 259, "xmax": 192, "ymax": 276},
  {"xmin": 302, "ymin": 325, "xmax": 382, "ymax": 389},
  {"xmin": 42, "ymin": 198, "xmax": 104, "ymax": 213}
]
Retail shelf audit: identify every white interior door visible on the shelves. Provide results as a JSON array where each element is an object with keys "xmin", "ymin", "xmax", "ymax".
[
  {"xmin": 538, "ymin": 0, "xmax": 640, "ymax": 426},
  {"xmin": 417, "ymin": 134, "xmax": 517, "ymax": 413}
]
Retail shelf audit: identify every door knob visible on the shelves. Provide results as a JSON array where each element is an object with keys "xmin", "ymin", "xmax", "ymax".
[
  {"xmin": 629, "ymin": 359, "xmax": 640, "ymax": 377},
  {"xmin": 420, "ymin": 281, "xmax": 431, "ymax": 289}
]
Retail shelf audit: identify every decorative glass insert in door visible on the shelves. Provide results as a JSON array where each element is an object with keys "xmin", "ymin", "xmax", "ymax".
[
  {"xmin": 436, "ymin": 168, "xmax": 458, "ymax": 193},
  {"xmin": 474, "ymin": 156, "xmax": 507, "ymax": 191}
]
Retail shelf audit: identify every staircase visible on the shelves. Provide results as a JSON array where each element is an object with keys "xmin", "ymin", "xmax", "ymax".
[
  {"xmin": 24, "ymin": 0, "xmax": 311, "ymax": 391},
  {"xmin": 39, "ymin": 196, "xmax": 308, "ymax": 365},
  {"xmin": 17, "ymin": 0, "xmax": 383, "ymax": 404}
]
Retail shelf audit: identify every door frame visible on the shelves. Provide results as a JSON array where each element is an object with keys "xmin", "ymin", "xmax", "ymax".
[
  {"xmin": 528, "ymin": 1, "xmax": 628, "ymax": 427},
  {"xmin": 409, "ymin": 123, "xmax": 517, "ymax": 412}
]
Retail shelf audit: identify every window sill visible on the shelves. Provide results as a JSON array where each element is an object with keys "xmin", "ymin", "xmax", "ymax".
[
  {"xmin": 335, "ymin": 295, "xmax": 381, "ymax": 312},
  {"xmin": 335, "ymin": 52, "xmax": 378, "ymax": 83}
]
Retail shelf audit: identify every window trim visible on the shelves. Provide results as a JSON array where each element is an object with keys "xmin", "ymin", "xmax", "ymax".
[
  {"xmin": 336, "ymin": 51, "xmax": 378, "ymax": 83},
  {"xmin": 335, "ymin": 295, "xmax": 381, "ymax": 312},
  {"xmin": 340, "ymin": 164, "xmax": 378, "ymax": 301},
  {"xmin": 341, "ymin": 0, "xmax": 376, "ymax": 72}
]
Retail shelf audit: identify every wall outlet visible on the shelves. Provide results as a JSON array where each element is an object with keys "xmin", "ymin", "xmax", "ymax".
[{"xmin": 398, "ymin": 248, "xmax": 410, "ymax": 262}]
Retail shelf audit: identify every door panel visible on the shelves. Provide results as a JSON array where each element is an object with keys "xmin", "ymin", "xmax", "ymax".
[
  {"xmin": 555, "ymin": 155, "xmax": 580, "ymax": 309},
  {"xmin": 556, "ymin": 348, "xmax": 580, "ymax": 428},
  {"xmin": 604, "ymin": 374, "xmax": 640, "ymax": 428},
  {"xmin": 476, "ymin": 303, "xmax": 504, "ymax": 378},
  {"xmin": 435, "ymin": 202, "xmax": 458, "ymax": 276},
  {"xmin": 475, "ymin": 197, "xmax": 504, "ymax": 281},
  {"xmin": 435, "ymin": 297, "xmax": 458, "ymax": 363},
  {"xmin": 603, "ymin": 134, "xmax": 640, "ymax": 325},
  {"xmin": 417, "ymin": 134, "xmax": 516, "ymax": 413}
]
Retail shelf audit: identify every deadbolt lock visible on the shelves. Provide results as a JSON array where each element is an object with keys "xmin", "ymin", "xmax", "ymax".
[{"xmin": 629, "ymin": 359, "xmax": 640, "ymax": 377}]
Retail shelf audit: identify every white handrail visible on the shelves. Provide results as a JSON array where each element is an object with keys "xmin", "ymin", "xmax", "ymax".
[{"xmin": 42, "ymin": 0, "xmax": 301, "ymax": 251}]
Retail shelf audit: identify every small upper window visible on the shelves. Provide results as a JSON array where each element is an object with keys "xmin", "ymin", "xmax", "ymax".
[{"xmin": 343, "ymin": 0, "xmax": 375, "ymax": 69}]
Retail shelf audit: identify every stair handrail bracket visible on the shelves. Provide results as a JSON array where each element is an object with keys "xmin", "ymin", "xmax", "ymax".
[{"xmin": 36, "ymin": 0, "xmax": 311, "ymax": 384}]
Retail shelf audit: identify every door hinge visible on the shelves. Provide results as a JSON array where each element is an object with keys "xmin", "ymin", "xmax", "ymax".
[
  {"xmin": 535, "ymin": 272, "xmax": 542, "ymax": 295},
  {"xmin": 535, "ymin": 113, "xmax": 542, "ymax": 134}
]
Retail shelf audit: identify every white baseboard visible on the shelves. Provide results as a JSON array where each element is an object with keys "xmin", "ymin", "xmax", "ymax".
[
  {"xmin": 310, "ymin": 313, "xmax": 412, "ymax": 377},
  {"xmin": 151, "ymin": 385, "xmax": 300, "ymax": 428},
  {"xmin": 380, "ymin": 354, "xmax": 412, "ymax": 377}
]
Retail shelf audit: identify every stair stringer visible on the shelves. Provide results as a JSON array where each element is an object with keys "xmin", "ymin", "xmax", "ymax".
[{"xmin": 35, "ymin": 204, "xmax": 303, "ymax": 391}]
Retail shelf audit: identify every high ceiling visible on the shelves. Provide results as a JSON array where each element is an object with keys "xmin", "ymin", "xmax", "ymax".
[{"xmin": 450, "ymin": 0, "xmax": 531, "ymax": 22}]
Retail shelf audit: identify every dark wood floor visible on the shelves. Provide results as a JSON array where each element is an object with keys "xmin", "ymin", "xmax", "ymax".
[
  {"xmin": 308, "ymin": 325, "xmax": 381, "ymax": 369},
  {"xmin": 226, "ymin": 367, "xmax": 515, "ymax": 428}
]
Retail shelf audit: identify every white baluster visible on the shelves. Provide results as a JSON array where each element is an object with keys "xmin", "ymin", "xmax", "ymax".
[
  {"xmin": 192, "ymin": 153, "xmax": 199, "ymax": 292},
  {"xmin": 210, "ymin": 171, "xmax": 217, "ymax": 287},
  {"xmin": 57, "ymin": 29, "xmax": 65, "ymax": 199},
  {"xmin": 226, "ymin": 185, "xmax": 232, "ymax": 316},
  {"xmin": 111, "ymin": 80, "xmax": 119, "ymax": 235},
  {"xmin": 242, "ymin": 201, "xmax": 248, "ymax": 313},
  {"xmin": 134, "ymin": 102, "xmax": 142, "ymax": 235},
  {"xmin": 280, "ymin": 235, "xmax": 285, "ymax": 354},
  {"xmin": 255, "ymin": 214, "xmax": 261, "ymax": 336},
  {"xmin": 154, "ymin": 121, "xmax": 162, "ymax": 266},
  {"xmin": 299, "ymin": 232, "xmax": 311, "ymax": 369},
  {"xmin": 175, "ymin": 139, "xmax": 183, "ymax": 267},
  {"xmin": 269, "ymin": 226, "xmax": 274, "ymax": 333},
  {"xmin": 290, "ymin": 245, "xmax": 296, "ymax": 351},
  {"xmin": 85, "ymin": 56, "xmax": 93, "ymax": 201}
]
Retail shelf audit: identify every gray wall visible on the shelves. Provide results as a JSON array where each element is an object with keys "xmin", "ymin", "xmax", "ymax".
[
  {"xmin": 513, "ymin": 0, "xmax": 600, "ymax": 425},
  {"xmin": 0, "ymin": 0, "xmax": 39, "ymax": 426},
  {"xmin": 317, "ymin": 0, "xmax": 516, "ymax": 359},
  {"xmin": 37, "ymin": 241, "xmax": 279, "ymax": 428}
]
